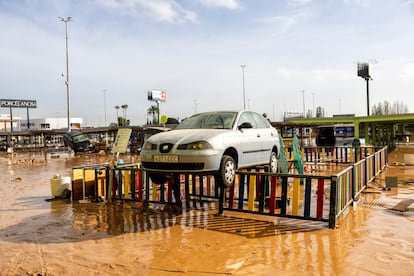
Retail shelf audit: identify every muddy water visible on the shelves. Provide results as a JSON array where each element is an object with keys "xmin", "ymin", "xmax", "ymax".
[{"xmin": 0, "ymin": 150, "xmax": 413, "ymax": 275}]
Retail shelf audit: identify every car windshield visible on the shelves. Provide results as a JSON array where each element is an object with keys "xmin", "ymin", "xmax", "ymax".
[
  {"xmin": 176, "ymin": 112, "xmax": 237, "ymax": 130},
  {"xmin": 73, "ymin": 134, "xmax": 90, "ymax": 143}
]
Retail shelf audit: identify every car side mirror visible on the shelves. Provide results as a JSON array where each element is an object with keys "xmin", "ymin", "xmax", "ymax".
[{"xmin": 238, "ymin": 122, "xmax": 253, "ymax": 130}]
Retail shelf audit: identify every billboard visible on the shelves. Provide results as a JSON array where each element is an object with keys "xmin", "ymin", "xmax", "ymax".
[
  {"xmin": 357, "ymin": 63, "xmax": 371, "ymax": 79},
  {"xmin": 147, "ymin": 90, "xmax": 166, "ymax": 102},
  {"xmin": 0, "ymin": 99, "xmax": 37, "ymax": 108}
]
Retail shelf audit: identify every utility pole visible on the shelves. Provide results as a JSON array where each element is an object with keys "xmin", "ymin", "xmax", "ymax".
[
  {"xmin": 59, "ymin": 16, "xmax": 72, "ymax": 131},
  {"xmin": 241, "ymin": 64, "xmax": 246, "ymax": 109},
  {"xmin": 302, "ymin": 90, "xmax": 305, "ymax": 118}
]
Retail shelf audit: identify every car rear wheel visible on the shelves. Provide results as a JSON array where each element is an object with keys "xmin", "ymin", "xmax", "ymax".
[
  {"xmin": 269, "ymin": 151, "xmax": 278, "ymax": 173},
  {"xmin": 217, "ymin": 155, "xmax": 236, "ymax": 188}
]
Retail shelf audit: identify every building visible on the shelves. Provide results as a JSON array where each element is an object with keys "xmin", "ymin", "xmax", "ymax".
[
  {"xmin": 0, "ymin": 114, "xmax": 21, "ymax": 132},
  {"xmin": 19, "ymin": 117, "xmax": 83, "ymax": 131},
  {"xmin": 0, "ymin": 117, "xmax": 83, "ymax": 132}
]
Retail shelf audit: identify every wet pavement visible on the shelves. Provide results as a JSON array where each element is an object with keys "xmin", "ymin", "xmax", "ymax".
[{"xmin": 0, "ymin": 148, "xmax": 413, "ymax": 275}]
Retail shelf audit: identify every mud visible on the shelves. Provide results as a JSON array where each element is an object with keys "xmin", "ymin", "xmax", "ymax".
[{"xmin": 0, "ymin": 149, "xmax": 413, "ymax": 275}]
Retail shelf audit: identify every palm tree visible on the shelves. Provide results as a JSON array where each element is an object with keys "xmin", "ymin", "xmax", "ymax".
[
  {"xmin": 121, "ymin": 104, "xmax": 128, "ymax": 121},
  {"xmin": 115, "ymin": 105, "xmax": 120, "ymax": 126},
  {"xmin": 147, "ymin": 105, "xmax": 159, "ymax": 124}
]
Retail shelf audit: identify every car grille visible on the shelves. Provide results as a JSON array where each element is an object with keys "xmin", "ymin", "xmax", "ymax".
[
  {"xmin": 142, "ymin": 162, "xmax": 204, "ymax": 171},
  {"xmin": 159, "ymin": 143, "xmax": 174, "ymax": 153}
]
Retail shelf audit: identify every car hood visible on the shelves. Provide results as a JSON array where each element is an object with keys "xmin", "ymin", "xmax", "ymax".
[{"xmin": 147, "ymin": 129, "xmax": 231, "ymax": 144}]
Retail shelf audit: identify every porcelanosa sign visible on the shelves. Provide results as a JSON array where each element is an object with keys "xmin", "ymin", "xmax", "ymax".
[{"xmin": 0, "ymin": 99, "xmax": 37, "ymax": 108}]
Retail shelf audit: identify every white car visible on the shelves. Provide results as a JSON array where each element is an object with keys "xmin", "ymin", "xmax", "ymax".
[{"xmin": 141, "ymin": 110, "xmax": 281, "ymax": 188}]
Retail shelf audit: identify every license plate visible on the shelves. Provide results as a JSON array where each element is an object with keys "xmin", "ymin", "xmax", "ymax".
[{"xmin": 153, "ymin": 155, "xmax": 179, "ymax": 163}]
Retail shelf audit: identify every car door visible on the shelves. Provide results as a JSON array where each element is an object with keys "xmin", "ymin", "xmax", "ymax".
[
  {"xmin": 251, "ymin": 112, "xmax": 277, "ymax": 162},
  {"xmin": 236, "ymin": 111, "xmax": 263, "ymax": 167}
]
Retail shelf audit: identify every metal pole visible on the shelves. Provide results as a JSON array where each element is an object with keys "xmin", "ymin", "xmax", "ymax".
[
  {"xmin": 26, "ymin": 107, "xmax": 30, "ymax": 130},
  {"xmin": 157, "ymin": 101, "xmax": 160, "ymax": 124},
  {"xmin": 302, "ymin": 90, "xmax": 305, "ymax": 117},
  {"xmin": 59, "ymin": 16, "xmax": 72, "ymax": 132},
  {"xmin": 241, "ymin": 64, "xmax": 246, "ymax": 109},
  {"xmin": 366, "ymin": 78, "xmax": 370, "ymax": 116},
  {"xmin": 312, "ymin": 92, "xmax": 315, "ymax": 117},
  {"xmin": 103, "ymin": 89, "xmax": 107, "ymax": 126},
  {"xmin": 9, "ymin": 107, "xmax": 13, "ymax": 132}
]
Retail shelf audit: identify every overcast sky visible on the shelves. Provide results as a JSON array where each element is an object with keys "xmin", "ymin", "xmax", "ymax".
[{"xmin": 1, "ymin": 0, "xmax": 414, "ymax": 126}]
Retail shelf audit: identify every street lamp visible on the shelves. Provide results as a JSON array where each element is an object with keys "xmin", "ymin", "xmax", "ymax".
[
  {"xmin": 302, "ymin": 90, "xmax": 305, "ymax": 118},
  {"xmin": 241, "ymin": 64, "xmax": 246, "ymax": 109},
  {"xmin": 59, "ymin": 16, "xmax": 72, "ymax": 131},
  {"xmin": 103, "ymin": 89, "xmax": 107, "ymax": 126}
]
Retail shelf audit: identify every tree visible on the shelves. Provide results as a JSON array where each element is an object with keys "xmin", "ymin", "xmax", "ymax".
[
  {"xmin": 392, "ymin": 100, "xmax": 408, "ymax": 114},
  {"xmin": 372, "ymin": 100, "xmax": 409, "ymax": 115},
  {"xmin": 121, "ymin": 104, "xmax": 128, "ymax": 120},
  {"xmin": 315, "ymin": 106, "xmax": 325, "ymax": 118},
  {"xmin": 147, "ymin": 105, "xmax": 159, "ymax": 124}
]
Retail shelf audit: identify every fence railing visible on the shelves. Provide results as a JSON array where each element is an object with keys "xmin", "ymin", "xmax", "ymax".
[{"xmin": 71, "ymin": 146, "xmax": 388, "ymax": 229}]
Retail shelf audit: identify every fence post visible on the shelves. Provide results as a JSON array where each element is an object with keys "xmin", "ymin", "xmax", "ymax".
[
  {"xmin": 130, "ymin": 169, "xmax": 136, "ymax": 199},
  {"xmin": 304, "ymin": 177, "xmax": 312, "ymax": 217},
  {"xmin": 247, "ymin": 175, "xmax": 256, "ymax": 211},
  {"xmin": 185, "ymin": 174, "xmax": 190, "ymax": 209},
  {"xmin": 218, "ymin": 186, "xmax": 225, "ymax": 215},
  {"xmin": 269, "ymin": 176, "xmax": 277, "ymax": 214},
  {"xmin": 258, "ymin": 173, "xmax": 267, "ymax": 213},
  {"xmin": 145, "ymin": 172, "xmax": 150, "ymax": 201},
  {"xmin": 352, "ymin": 163, "xmax": 357, "ymax": 200},
  {"xmin": 316, "ymin": 178, "xmax": 324, "ymax": 219},
  {"xmin": 238, "ymin": 174, "xmax": 246, "ymax": 210},
  {"xmin": 281, "ymin": 176, "xmax": 288, "ymax": 215},
  {"xmin": 329, "ymin": 176, "xmax": 338, "ymax": 229},
  {"xmin": 229, "ymin": 180, "xmax": 235, "ymax": 209},
  {"xmin": 292, "ymin": 177, "xmax": 300, "ymax": 216}
]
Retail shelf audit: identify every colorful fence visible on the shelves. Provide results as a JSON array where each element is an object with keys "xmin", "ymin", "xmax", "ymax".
[
  {"xmin": 222, "ymin": 170, "xmax": 334, "ymax": 223},
  {"xmin": 71, "ymin": 146, "xmax": 388, "ymax": 229},
  {"xmin": 287, "ymin": 146, "xmax": 376, "ymax": 164}
]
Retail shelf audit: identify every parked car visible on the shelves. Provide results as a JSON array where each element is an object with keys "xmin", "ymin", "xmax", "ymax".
[
  {"xmin": 140, "ymin": 110, "xmax": 281, "ymax": 188},
  {"xmin": 63, "ymin": 131, "xmax": 92, "ymax": 153}
]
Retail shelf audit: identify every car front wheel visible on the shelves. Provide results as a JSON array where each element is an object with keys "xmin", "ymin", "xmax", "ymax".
[{"xmin": 217, "ymin": 155, "xmax": 236, "ymax": 188}]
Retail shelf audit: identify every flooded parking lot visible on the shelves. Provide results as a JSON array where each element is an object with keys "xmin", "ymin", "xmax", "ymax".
[{"xmin": 0, "ymin": 150, "xmax": 413, "ymax": 275}]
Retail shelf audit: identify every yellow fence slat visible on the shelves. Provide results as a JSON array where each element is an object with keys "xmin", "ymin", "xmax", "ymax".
[
  {"xmin": 248, "ymin": 175, "xmax": 256, "ymax": 211},
  {"xmin": 292, "ymin": 177, "xmax": 300, "ymax": 215}
]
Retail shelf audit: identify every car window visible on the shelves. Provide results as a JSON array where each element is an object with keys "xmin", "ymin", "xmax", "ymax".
[
  {"xmin": 251, "ymin": 112, "xmax": 270, "ymax": 129},
  {"xmin": 176, "ymin": 112, "xmax": 237, "ymax": 129},
  {"xmin": 238, "ymin": 112, "xmax": 256, "ymax": 128}
]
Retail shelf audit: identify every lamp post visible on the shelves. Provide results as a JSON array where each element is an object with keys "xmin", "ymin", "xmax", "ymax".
[
  {"xmin": 59, "ymin": 16, "xmax": 72, "ymax": 132},
  {"xmin": 241, "ymin": 64, "xmax": 246, "ymax": 109},
  {"xmin": 302, "ymin": 90, "xmax": 305, "ymax": 118},
  {"xmin": 103, "ymin": 89, "xmax": 107, "ymax": 126}
]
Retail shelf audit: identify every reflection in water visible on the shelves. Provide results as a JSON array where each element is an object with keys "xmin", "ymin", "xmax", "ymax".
[{"xmin": 71, "ymin": 201, "xmax": 175, "ymax": 235}]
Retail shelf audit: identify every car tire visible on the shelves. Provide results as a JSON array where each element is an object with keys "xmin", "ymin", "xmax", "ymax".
[
  {"xmin": 269, "ymin": 151, "xmax": 278, "ymax": 173},
  {"xmin": 217, "ymin": 155, "xmax": 236, "ymax": 188}
]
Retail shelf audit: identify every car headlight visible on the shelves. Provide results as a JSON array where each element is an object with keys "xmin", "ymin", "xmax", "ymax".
[
  {"xmin": 177, "ymin": 141, "xmax": 212, "ymax": 150},
  {"xmin": 142, "ymin": 141, "xmax": 157, "ymax": 150}
]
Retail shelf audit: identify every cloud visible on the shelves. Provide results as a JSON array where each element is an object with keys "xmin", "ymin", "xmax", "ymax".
[
  {"xmin": 401, "ymin": 63, "xmax": 414, "ymax": 82},
  {"xmin": 257, "ymin": 6, "xmax": 315, "ymax": 36},
  {"xmin": 343, "ymin": 0, "xmax": 372, "ymax": 8},
  {"xmin": 94, "ymin": 0, "xmax": 198, "ymax": 23},
  {"xmin": 198, "ymin": 0, "xmax": 241, "ymax": 10},
  {"xmin": 275, "ymin": 67, "xmax": 352, "ymax": 81},
  {"xmin": 287, "ymin": 0, "xmax": 313, "ymax": 7}
]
